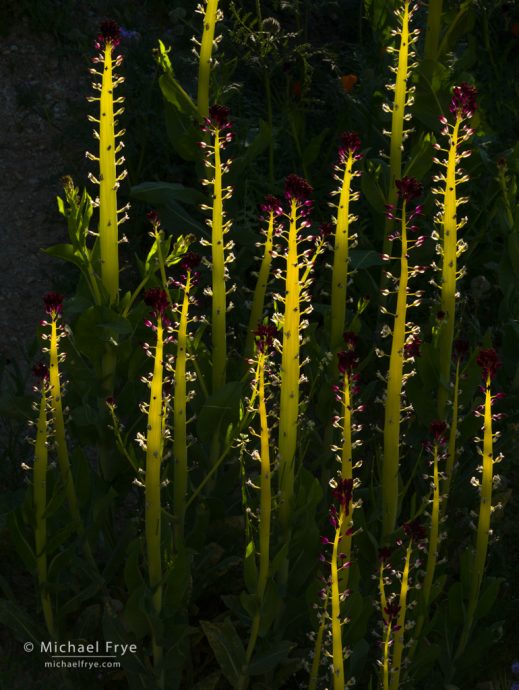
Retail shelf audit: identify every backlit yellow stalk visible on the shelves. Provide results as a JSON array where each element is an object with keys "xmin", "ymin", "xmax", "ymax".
[
  {"xmin": 457, "ymin": 349, "xmax": 500, "ymax": 658},
  {"xmin": 382, "ymin": 178, "xmax": 423, "ymax": 537},
  {"xmin": 87, "ymin": 22, "xmax": 128, "ymax": 306},
  {"xmin": 308, "ymin": 591, "xmax": 329, "ymax": 690},
  {"xmin": 173, "ymin": 256, "xmax": 200, "ymax": 551},
  {"xmin": 330, "ymin": 510, "xmax": 345, "ymax": 690},
  {"xmin": 389, "ymin": 539, "xmax": 413, "ymax": 690},
  {"xmin": 239, "ymin": 329, "xmax": 275, "ymax": 690},
  {"xmin": 32, "ymin": 369, "xmax": 54, "ymax": 637},
  {"xmin": 43, "ymin": 294, "xmax": 92, "ymax": 563},
  {"xmin": 433, "ymin": 83, "xmax": 477, "ymax": 418},
  {"xmin": 330, "ymin": 134, "xmax": 362, "ymax": 352},
  {"xmin": 380, "ymin": 2, "xmax": 419, "ymax": 276},
  {"xmin": 143, "ymin": 295, "xmax": 168, "ymax": 687},
  {"xmin": 422, "ymin": 426, "xmax": 446, "ymax": 608},
  {"xmin": 200, "ymin": 106, "xmax": 234, "ymax": 393},
  {"xmin": 197, "ymin": 0, "xmax": 220, "ymax": 119},
  {"xmin": 245, "ymin": 198, "xmax": 281, "ymax": 357}
]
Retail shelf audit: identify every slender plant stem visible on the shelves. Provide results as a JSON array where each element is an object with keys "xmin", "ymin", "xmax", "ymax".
[
  {"xmin": 197, "ymin": 0, "xmax": 219, "ymax": 118},
  {"xmin": 211, "ymin": 129, "xmax": 227, "ymax": 392}
]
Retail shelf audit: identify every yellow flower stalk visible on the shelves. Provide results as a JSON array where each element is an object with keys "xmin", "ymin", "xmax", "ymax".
[
  {"xmin": 196, "ymin": 0, "xmax": 222, "ymax": 119},
  {"xmin": 330, "ymin": 133, "xmax": 362, "ymax": 353},
  {"xmin": 432, "ymin": 83, "xmax": 477, "ymax": 418},
  {"xmin": 31, "ymin": 363, "xmax": 55, "ymax": 637}
]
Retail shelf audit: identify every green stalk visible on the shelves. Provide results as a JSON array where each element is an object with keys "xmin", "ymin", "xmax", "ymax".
[
  {"xmin": 145, "ymin": 316, "xmax": 165, "ymax": 686},
  {"xmin": 382, "ymin": 203, "xmax": 409, "ymax": 537},
  {"xmin": 278, "ymin": 200, "xmax": 301, "ymax": 543},
  {"xmin": 197, "ymin": 0, "xmax": 219, "ymax": 118},
  {"xmin": 457, "ymin": 372, "xmax": 494, "ymax": 658},
  {"xmin": 173, "ymin": 274, "xmax": 192, "ymax": 551},
  {"xmin": 331, "ymin": 153, "xmax": 355, "ymax": 352},
  {"xmin": 33, "ymin": 380, "xmax": 54, "ymax": 637},
  {"xmin": 211, "ymin": 128, "xmax": 227, "ymax": 392},
  {"xmin": 338, "ymin": 371, "xmax": 354, "ymax": 592},
  {"xmin": 382, "ymin": 618, "xmax": 392, "ymax": 690},
  {"xmin": 245, "ymin": 211, "xmax": 276, "ymax": 357},
  {"xmin": 330, "ymin": 510, "xmax": 345, "ymax": 690},
  {"xmin": 437, "ymin": 115, "xmax": 461, "ymax": 418},
  {"xmin": 389, "ymin": 539, "xmax": 412, "ymax": 690},
  {"xmin": 444, "ymin": 357, "xmax": 461, "ymax": 499}
]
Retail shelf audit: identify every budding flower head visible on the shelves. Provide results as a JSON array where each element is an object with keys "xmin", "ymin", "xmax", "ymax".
[
  {"xmin": 143, "ymin": 288, "xmax": 169, "ymax": 317},
  {"xmin": 343, "ymin": 331, "xmax": 358, "ymax": 350},
  {"xmin": 331, "ymin": 477, "xmax": 354, "ymax": 514},
  {"xmin": 395, "ymin": 176, "xmax": 422, "ymax": 203},
  {"xmin": 96, "ymin": 19, "xmax": 121, "ymax": 49},
  {"xmin": 43, "ymin": 292, "xmax": 64, "ymax": 317},
  {"xmin": 429, "ymin": 419, "xmax": 447, "ymax": 444},
  {"xmin": 147, "ymin": 210, "xmax": 161, "ymax": 227},
  {"xmin": 384, "ymin": 600, "xmax": 401, "ymax": 628},
  {"xmin": 403, "ymin": 519, "xmax": 427, "ymax": 543},
  {"xmin": 476, "ymin": 347, "xmax": 500, "ymax": 381},
  {"xmin": 32, "ymin": 362, "xmax": 49, "ymax": 381},
  {"xmin": 253, "ymin": 324, "xmax": 277, "ymax": 354},
  {"xmin": 207, "ymin": 104, "xmax": 231, "ymax": 130},
  {"xmin": 260, "ymin": 195, "xmax": 283, "ymax": 218},
  {"xmin": 338, "ymin": 350, "xmax": 359, "ymax": 376},
  {"xmin": 449, "ymin": 82, "xmax": 477, "ymax": 119},
  {"xmin": 338, "ymin": 131, "xmax": 361, "ymax": 162},
  {"xmin": 404, "ymin": 336, "xmax": 422, "ymax": 359},
  {"xmin": 284, "ymin": 173, "xmax": 313, "ymax": 205},
  {"xmin": 180, "ymin": 251, "xmax": 201, "ymax": 272}
]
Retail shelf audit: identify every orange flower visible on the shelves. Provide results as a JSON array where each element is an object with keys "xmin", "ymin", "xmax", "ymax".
[{"xmin": 340, "ymin": 74, "xmax": 358, "ymax": 93}]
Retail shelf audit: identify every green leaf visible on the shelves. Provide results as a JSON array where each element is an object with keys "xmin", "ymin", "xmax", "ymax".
[
  {"xmin": 131, "ymin": 182, "xmax": 206, "ymax": 207},
  {"xmin": 302, "ymin": 128, "xmax": 330, "ymax": 169},
  {"xmin": 476, "ymin": 577, "xmax": 503, "ymax": 620},
  {"xmin": 200, "ymin": 618, "xmax": 246, "ymax": 687},
  {"xmin": 192, "ymin": 672, "xmax": 221, "ymax": 690},
  {"xmin": 163, "ymin": 551, "xmax": 193, "ymax": 613},
  {"xmin": 361, "ymin": 164, "xmax": 386, "ymax": 213},
  {"xmin": 248, "ymin": 640, "xmax": 294, "ymax": 676},
  {"xmin": 43, "ymin": 243, "xmax": 86, "ymax": 270},
  {"xmin": 447, "ymin": 582, "xmax": 465, "ymax": 626},
  {"xmin": 0, "ymin": 599, "xmax": 42, "ymax": 643},
  {"xmin": 197, "ymin": 381, "xmax": 243, "ymax": 446},
  {"xmin": 350, "ymin": 249, "xmax": 383, "ymax": 270},
  {"xmin": 244, "ymin": 540, "xmax": 258, "ymax": 594}
]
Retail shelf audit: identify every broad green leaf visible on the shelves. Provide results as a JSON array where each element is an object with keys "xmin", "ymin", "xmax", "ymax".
[
  {"xmin": 248, "ymin": 640, "xmax": 294, "ymax": 676},
  {"xmin": 201, "ymin": 618, "xmax": 246, "ymax": 687}
]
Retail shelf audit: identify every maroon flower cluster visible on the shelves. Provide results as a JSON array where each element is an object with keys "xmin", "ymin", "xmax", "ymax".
[
  {"xmin": 476, "ymin": 347, "xmax": 500, "ymax": 381},
  {"xmin": 43, "ymin": 292, "xmax": 64, "ymax": 317},
  {"xmin": 208, "ymin": 104, "xmax": 230, "ymax": 130},
  {"xmin": 147, "ymin": 210, "xmax": 161, "ymax": 227},
  {"xmin": 403, "ymin": 519, "xmax": 427, "ymax": 544},
  {"xmin": 95, "ymin": 19, "xmax": 121, "ymax": 50},
  {"xmin": 453, "ymin": 338, "xmax": 470, "ymax": 361},
  {"xmin": 143, "ymin": 288, "xmax": 169, "ymax": 319},
  {"xmin": 429, "ymin": 419, "xmax": 447, "ymax": 445},
  {"xmin": 383, "ymin": 600, "xmax": 402, "ymax": 630},
  {"xmin": 180, "ymin": 251, "xmax": 201, "ymax": 272},
  {"xmin": 395, "ymin": 176, "xmax": 422, "ymax": 203},
  {"xmin": 253, "ymin": 324, "xmax": 277, "ymax": 354},
  {"xmin": 332, "ymin": 477, "xmax": 354, "ymax": 515},
  {"xmin": 284, "ymin": 173, "xmax": 313, "ymax": 206},
  {"xmin": 338, "ymin": 131, "xmax": 362, "ymax": 164},
  {"xmin": 260, "ymin": 195, "xmax": 283, "ymax": 218},
  {"xmin": 32, "ymin": 362, "xmax": 49, "ymax": 381},
  {"xmin": 449, "ymin": 82, "xmax": 478, "ymax": 119},
  {"xmin": 404, "ymin": 336, "xmax": 422, "ymax": 359}
]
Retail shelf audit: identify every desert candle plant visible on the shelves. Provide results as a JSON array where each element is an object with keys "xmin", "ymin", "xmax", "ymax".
[
  {"xmin": 196, "ymin": 0, "xmax": 222, "ymax": 118},
  {"xmin": 329, "ymin": 133, "xmax": 362, "ymax": 352},
  {"xmin": 31, "ymin": 363, "xmax": 55, "ymax": 637},
  {"xmin": 171, "ymin": 252, "xmax": 201, "ymax": 551},
  {"xmin": 87, "ymin": 21, "xmax": 129, "ymax": 306},
  {"xmin": 380, "ymin": 1, "xmax": 419, "ymax": 276},
  {"xmin": 200, "ymin": 105, "xmax": 234, "ymax": 392},
  {"xmin": 41, "ymin": 293, "xmax": 92, "ymax": 562},
  {"xmin": 381, "ymin": 178, "xmax": 425, "ymax": 536},
  {"xmin": 275, "ymin": 174, "xmax": 314, "ymax": 559},
  {"xmin": 432, "ymin": 83, "xmax": 477, "ymax": 418},
  {"xmin": 245, "ymin": 196, "xmax": 283, "ymax": 358},
  {"xmin": 140, "ymin": 288, "xmax": 172, "ymax": 686},
  {"xmin": 457, "ymin": 348, "xmax": 502, "ymax": 657}
]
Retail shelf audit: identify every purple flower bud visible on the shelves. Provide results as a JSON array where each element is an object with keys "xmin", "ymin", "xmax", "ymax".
[
  {"xmin": 331, "ymin": 478, "xmax": 354, "ymax": 515},
  {"xmin": 96, "ymin": 20, "xmax": 121, "ymax": 49},
  {"xmin": 404, "ymin": 336, "xmax": 422, "ymax": 359},
  {"xmin": 338, "ymin": 131, "xmax": 361, "ymax": 163},
  {"xmin": 378, "ymin": 546, "xmax": 392, "ymax": 562},
  {"xmin": 147, "ymin": 210, "xmax": 161, "ymax": 226},
  {"xmin": 429, "ymin": 420, "xmax": 447, "ymax": 444},
  {"xmin": 43, "ymin": 292, "xmax": 64, "ymax": 317},
  {"xmin": 32, "ymin": 362, "xmax": 49, "ymax": 381},
  {"xmin": 449, "ymin": 83, "xmax": 478, "ymax": 119},
  {"xmin": 476, "ymin": 348, "xmax": 500, "ymax": 381},
  {"xmin": 338, "ymin": 350, "xmax": 359, "ymax": 376},
  {"xmin": 143, "ymin": 288, "xmax": 169, "ymax": 317},
  {"xmin": 343, "ymin": 331, "xmax": 358, "ymax": 350},
  {"xmin": 395, "ymin": 177, "xmax": 422, "ymax": 202},
  {"xmin": 453, "ymin": 338, "xmax": 470, "ymax": 361},
  {"xmin": 403, "ymin": 519, "xmax": 427, "ymax": 543},
  {"xmin": 253, "ymin": 324, "xmax": 277, "ymax": 354},
  {"xmin": 208, "ymin": 104, "xmax": 231, "ymax": 130},
  {"xmin": 180, "ymin": 251, "xmax": 201, "ymax": 272},
  {"xmin": 284, "ymin": 173, "xmax": 313, "ymax": 205},
  {"xmin": 260, "ymin": 195, "xmax": 283, "ymax": 218}
]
